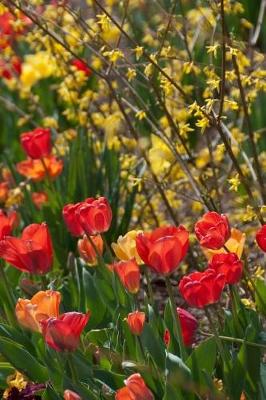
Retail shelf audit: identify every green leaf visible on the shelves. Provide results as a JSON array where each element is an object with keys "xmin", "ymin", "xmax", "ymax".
[
  {"xmin": 254, "ymin": 279, "xmax": 266, "ymax": 316},
  {"xmin": 186, "ymin": 338, "xmax": 217, "ymax": 391},
  {"xmin": 0, "ymin": 336, "xmax": 48, "ymax": 382}
]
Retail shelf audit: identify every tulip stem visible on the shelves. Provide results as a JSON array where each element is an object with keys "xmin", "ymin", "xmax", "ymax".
[
  {"xmin": 143, "ymin": 268, "xmax": 154, "ymax": 307},
  {"xmin": 205, "ymin": 307, "xmax": 231, "ymax": 390},
  {"xmin": 40, "ymin": 157, "xmax": 63, "ymax": 209},
  {"xmin": 165, "ymin": 276, "xmax": 187, "ymax": 361},
  {"xmin": 103, "ymin": 235, "xmax": 114, "ymax": 262},
  {"xmin": 200, "ymin": 330, "xmax": 266, "ymax": 350},
  {"xmin": 0, "ymin": 261, "xmax": 16, "ymax": 325},
  {"xmin": 67, "ymin": 353, "xmax": 78, "ymax": 384}
]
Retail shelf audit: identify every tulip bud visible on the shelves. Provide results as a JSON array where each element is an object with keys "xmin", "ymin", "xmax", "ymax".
[
  {"xmin": 256, "ymin": 224, "xmax": 266, "ymax": 252},
  {"xmin": 113, "ymin": 259, "xmax": 140, "ymax": 294},
  {"xmin": 126, "ymin": 311, "xmax": 145, "ymax": 335},
  {"xmin": 64, "ymin": 390, "xmax": 81, "ymax": 400},
  {"xmin": 78, "ymin": 235, "xmax": 103, "ymax": 266}
]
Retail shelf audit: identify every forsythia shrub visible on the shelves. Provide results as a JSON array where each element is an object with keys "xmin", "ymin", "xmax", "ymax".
[{"xmin": 0, "ymin": 0, "xmax": 265, "ymax": 399}]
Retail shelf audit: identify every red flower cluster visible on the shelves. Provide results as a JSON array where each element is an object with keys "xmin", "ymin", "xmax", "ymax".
[
  {"xmin": 0, "ymin": 223, "xmax": 53, "ymax": 274},
  {"xmin": 40, "ymin": 311, "xmax": 90, "ymax": 352},
  {"xmin": 136, "ymin": 226, "xmax": 189, "ymax": 275},
  {"xmin": 63, "ymin": 197, "xmax": 112, "ymax": 237}
]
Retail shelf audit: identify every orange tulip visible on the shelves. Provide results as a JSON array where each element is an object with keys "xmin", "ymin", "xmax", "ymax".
[
  {"xmin": 64, "ymin": 390, "xmax": 81, "ymax": 400},
  {"xmin": 16, "ymin": 290, "xmax": 61, "ymax": 332},
  {"xmin": 126, "ymin": 311, "xmax": 145, "ymax": 335},
  {"xmin": 16, "ymin": 156, "xmax": 63, "ymax": 182},
  {"xmin": 0, "ymin": 182, "xmax": 9, "ymax": 203},
  {"xmin": 116, "ymin": 374, "xmax": 154, "ymax": 400},
  {"xmin": 77, "ymin": 235, "xmax": 103, "ymax": 265},
  {"xmin": 113, "ymin": 259, "xmax": 140, "ymax": 294}
]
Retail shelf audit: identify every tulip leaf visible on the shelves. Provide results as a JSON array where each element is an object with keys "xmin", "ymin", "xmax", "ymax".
[
  {"xmin": 140, "ymin": 323, "xmax": 165, "ymax": 368},
  {"xmin": 186, "ymin": 337, "xmax": 217, "ymax": 390},
  {"xmin": 0, "ymin": 336, "xmax": 48, "ymax": 382},
  {"xmin": 254, "ymin": 279, "xmax": 266, "ymax": 316},
  {"xmin": 82, "ymin": 268, "xmax": 107, "ymax": 327},
  {"xmin": 0, "ymin": 362, "xmax": 14, "ymax": 389},
  {"xmin": 93, "ymin": 368, "xmax": 125, "ymax": 390}
]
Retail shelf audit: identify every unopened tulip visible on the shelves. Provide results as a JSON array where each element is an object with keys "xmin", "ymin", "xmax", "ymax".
[
  {"xmin": 126, "ymin": 311, "xmax": 145, "ymax": 335},
  {"xmin": 113, "ymin": 259, "xmax": 140, "ymax": 294},
  {"xmin": 31, "ymin": 192, "xmax": 48, "ymax": 209},
  {"xmin": 64, "ymin": 390, "xmax": 81, "ymax": 400},
  {"xmin": 78, "ymin": 235, "xmax": 103, "ymax": 265},
  {"xmin": 164, "ymin": 308, "xmax": 198, "ymax": 347}
]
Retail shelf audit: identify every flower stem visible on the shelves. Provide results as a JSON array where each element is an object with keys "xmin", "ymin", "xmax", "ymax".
[
  {"xmin": 165, "ymin": 276, "xmax": 187, "ymax": 361},
  {"xmin": 143, "ymin": 268, "xmax": 154, "ymax": 307}
]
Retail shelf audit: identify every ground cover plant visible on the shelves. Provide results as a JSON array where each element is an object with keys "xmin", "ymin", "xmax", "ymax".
[{"xmin": 0, "ymin": 0, "xmax": 265, "ymax": 398}]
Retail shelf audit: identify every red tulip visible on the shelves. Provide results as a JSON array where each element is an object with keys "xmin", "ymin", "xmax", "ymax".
[
  {"xmin": 40, "ymin": 311, "xmax": 90, "ymax": 352},
  {"xmin": 126, "ymin": 311, "xmax": 145, "ymax": 335},
  {"xmin": 208, "ymin": 253, "xmax": 243, "ymax": 285},
  {"xmin": 0, "ymin": 210, "xmax": 17, "ymax": 240},
  {"xmin": 195, "ymin": 211, "xmax": 230, "ymax": 250},
  {"xmin": 256, "ymin": 225, "xmax": 266, "ymax": 252},
  {"xmin": 71, "ymin": 59, "xmax": 92, "ymax": 77},
  {"xmin": 113, "ymin": 259, "xmax": 140, "ymax": 294},
  {"xmin": 136, "ymin": 226, "xmax": 189, "ymax": 275},
  {"xmin": 63, "ymin": 203, "xmax": 85, "ymax": 237},
  {"xmin": 116, "ymin": 374, "xmax": 154, "ymax": 400},
  {"xmin": 20, "ymin": 127, "xmax": 52, "ymax": 159},
  {"xmin": 164, "ymin": 308, "xmax": 198, "ymax": 347},
  {"xmin": 78, "ymin": 235, "xmax": 103, "ymax": 265},
  {"xmin": 64, "ymin": 390, "xmax": 81, "ymax": 400},
  {"xmin": 77, "ymin": 197, "xmax": 112, "ymax": 235},
  {"xmin": 179, "ymin": 269, "xmax": 226, "ymax": 308},
  {"xmin": 0, "ymin": 223, "xmax": 53, "ymax": 274}
]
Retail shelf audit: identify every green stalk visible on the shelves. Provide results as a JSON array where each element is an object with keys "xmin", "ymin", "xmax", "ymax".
[{"xmin": 165, "ymin": 276, "xmax": 187, "ymax": 361}]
